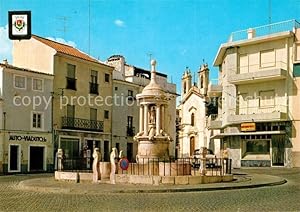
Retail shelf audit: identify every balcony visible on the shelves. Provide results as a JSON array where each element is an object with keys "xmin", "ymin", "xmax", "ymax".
[
  {"xmin": 90, "ymin": 82, "xmax": 99, "ymax": 95},
  {"xmin": 207, "ymin": 114, "xmax": 222, "ymax": 129},
  {"xmin": 127, "ymin": 126, "xmax": 135, "ymax": 136},
  {"xmin": 228, "ymin": 62, "xmax": 287, "ymax": 85},
  {"xmin": 62, "ymin": 117, "xmax": 103, "ymax": 132},
  {"xmin": 229, "ymin": 19, "xmax": 300, "ymax": 42},
  {"xmin": 228, "ymin": 105, "xmax": 288, "ymax": 123},
  {"xmin": 207, "ymin": 83, "xmax": 222, "ymax": 97}
]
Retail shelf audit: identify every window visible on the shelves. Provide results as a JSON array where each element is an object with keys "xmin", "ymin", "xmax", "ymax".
[
  {"xmin": 293, "ymin": 64, "xmax": 300, "ymax": 77},
  {"xmin": 244, "ymin": 140, "xmax": 270, "ymax": 155},
  {"xmin": 127, "ymin": 116, "xmax": 133, "ymax": 128},
  {"xmin": 239, "ymin": 54, "xmax": 249, "ymax": 74},
  {"xmin": 66, "ymin": 64, "xmax": 76, "ymax": 90},
  {"xmin": 32, "ymin": 112, "xmax": 43, "ymax": 129},
  {"xmin": 200, "ymin": 76, "xmax": 204, "ymax": 88},
  {"xmin": 127, "ymin": 116, "xmax": 134, "ymax": 136},
  {"xmin": 104, "ymin": 110, "xmax": 109, "ymax": 119},
  {"xmin": 128, "ymin": 90, "xmax": 134, "ymax": 101},
  {"xmin": 105, "ymin": 73, "xmax": 110, "ymax": 83},
  {"xmin": 191, "ymin": 113, "xmax": 195, "ymax": 126},
  {"xmin": 90, "ymin": 108, "xmax": 97, "ymax": 121},
  {"xmin": 183, "ymin": 82, "xmax": 186, "ymax": 94},
  {"xmin": 260, "ymin": 49, "xmax": 275, "ymax": 68},
  {"xmin": 14, "ymin": 75, "xmax": 26, "ymax": 89},
  {"xmin": 115, "ymin": 87, "xmax": 118, "ymax": 91},
  {"xmin": 32, "ymin": 78, "xmax": 43, "ymax": 91},
  {"xmin": 90, "ymin": 70, "xmax": 98, "ymax": 94},
  {"xmin": 259, "ymin": 90, "xmax": 275, "ymax": 108},
  {"xmin": 60, "ymin": 138, "xmax": 80, "ymax": 158}
]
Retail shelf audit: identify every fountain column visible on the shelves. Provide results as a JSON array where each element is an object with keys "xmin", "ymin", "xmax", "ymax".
[
  {"xmin": 156, "ymin": 104, "xmax": 161, "ymax": 135},
  {"xmin": 144, "ymin": 105, "xmax": 149, "ymax": 135},
  {"xmin": 139, "ymin": 105, "xmax": 144, "ymax": 133}
]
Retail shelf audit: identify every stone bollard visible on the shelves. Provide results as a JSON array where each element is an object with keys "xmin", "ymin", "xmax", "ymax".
[
  {"xmin": 92, "ymin": 148, "xmax": 101, "ymax": 183},
  {"xmin": 199, "ymin": 147, "xmax": 207, "ymax": 176},
  {"xmin": 57, "ymin": 149, "xmax": 64, "ymax": 171}
]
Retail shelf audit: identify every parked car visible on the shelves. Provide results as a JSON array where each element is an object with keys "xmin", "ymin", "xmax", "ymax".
[{"xmin": 190, "ymin": 149, "xmax": 217, "ymax": 168}]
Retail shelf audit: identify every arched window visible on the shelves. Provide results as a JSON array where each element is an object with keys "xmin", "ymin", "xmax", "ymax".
[
  {"xmin": 191, "ymin": 113, "xmax": 195, "ymax": 126},
  {"xmin": 200, "ymin": 76, "xmax": 204, "ymax": 88},
  {"xmin": 183, "ymin": 82, "xmax": 186, "ymax": 94}
]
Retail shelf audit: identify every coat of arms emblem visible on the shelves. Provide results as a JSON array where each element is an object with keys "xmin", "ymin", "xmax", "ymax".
[{"xmin": 14, "ymin": 18, "xmax": 25, "ymax": 31}]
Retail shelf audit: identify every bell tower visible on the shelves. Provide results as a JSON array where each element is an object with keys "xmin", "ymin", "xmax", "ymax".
[
  {"xmin": 198, "ymin": 63, "xmax": 209, "ymax": 96},
  {"xmin": 181, "ymin": 67, "xmax": 192, "ymax": 97}
]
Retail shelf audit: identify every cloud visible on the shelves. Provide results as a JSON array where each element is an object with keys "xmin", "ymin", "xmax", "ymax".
[
  {"xmin": 114, "ymin": 19, "xmax": 125, "ymax": 27},
  {"xmin": 180, "ymin": 49, "xmax": 187, "ymax": 56},
  {"xmin": 46, "ymin": 37, "xmax": 76, "ymax": 47},
  {"xmin": 0, "ymin": 25, "xmax": 12, "ymax": 63}
]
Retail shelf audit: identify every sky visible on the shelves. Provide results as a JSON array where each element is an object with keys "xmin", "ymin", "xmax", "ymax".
[{"xmin": 1, "ymin": 0, "xmax": 300, "ymax": 92}]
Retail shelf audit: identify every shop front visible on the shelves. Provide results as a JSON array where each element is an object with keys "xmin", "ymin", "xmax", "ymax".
[
  {"xmin": 2, "ymin": 132, "xmax": 53, "ymax": 173},
  {"xmin": 212, "ymin": 121, "xmax": 292, "ymax": 168}
]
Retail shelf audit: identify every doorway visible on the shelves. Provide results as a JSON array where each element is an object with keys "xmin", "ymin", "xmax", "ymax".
[
  {"xmin": 29, "ymin": 146, "xmax": 45, "ymax": 171},
  {"xmin": 272, "ymin": 136, "xmax": 285, "ymax": 166},
  {"xmin": 9, "ymin": 145, "xmax": 20, "ymax": 172},
  {"xmin": 190, "ymin": 136, "xmax": 195, "ymax": 156},
  {"xmin": 104, "ymin": 140, "xmax": 109, "ymax": 162},
  {"xmin": 127, "ymin": 143, "xmax": 133, "ymax": 162}
]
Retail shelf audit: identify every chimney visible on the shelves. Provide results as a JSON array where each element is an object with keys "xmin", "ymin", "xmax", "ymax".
[
  {"xmin": 247, "ymin": 28, "xmax": 256, "ymax": 39},
  {"xmin": 3, "ymin": 59, "xmax": 8, "ymax": 65}
]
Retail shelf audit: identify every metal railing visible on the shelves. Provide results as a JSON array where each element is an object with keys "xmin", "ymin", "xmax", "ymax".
[
  {"xmin": 231, "ymin": 105, "xmax": 287, "ymax": 115},
  {"xmin": 62, "ymin": 158, "xmax": 93, "ymax": 172},
  {"xmin": 229, "ymin": 19, "xmax": 300, "ymax": 42},
  {"xmin": 58, "ymin": 157, "xmax": 232, "ymax": 176},
  {"xmin": 61, "ymin": 117, "xmax": 104, "ymax": 132},
  {"xmin": 120, "ymin": 157, "xmax": 232, "ymax": 177}
]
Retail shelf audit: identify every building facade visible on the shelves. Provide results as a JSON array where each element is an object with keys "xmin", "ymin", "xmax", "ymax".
[
  {"xmin": 210, "ymin": 20, "xmax": 300, "ymax": 168},
  {"xmin": 107, "ymin": 55, "xmax": 177, "ymax": 160},
  {"xmin": 0, "ymin": 61, "xmax": 53, "ymax": 174},
  {"xmin": 177, "ymin": 65, "xmax": 220, "ymax": 158},
  {"xmin": 13, "ymin": 35, "xmax": 114, "ymax": 165}
]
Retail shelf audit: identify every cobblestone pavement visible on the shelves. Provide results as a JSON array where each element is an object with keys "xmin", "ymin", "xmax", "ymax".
[{"xmin": 0, "ymin": 168, "xmax": 299, "ymax": 211}]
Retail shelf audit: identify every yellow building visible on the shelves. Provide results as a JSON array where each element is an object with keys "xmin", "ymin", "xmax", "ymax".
[
  {"xmin": 13, "ymin": 35, "xmax": 114, "ymax": 164},
  {"xmin": 211, "ymin": 20, "xmax": 300, "ymax": 168}
]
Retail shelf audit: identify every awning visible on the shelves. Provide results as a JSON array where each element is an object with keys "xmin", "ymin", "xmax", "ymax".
[{"xmin": 210, "ymin": 131, "xmax": 286, "ymax": 139}]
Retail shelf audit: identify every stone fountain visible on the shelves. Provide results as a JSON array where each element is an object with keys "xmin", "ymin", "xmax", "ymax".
[{"xmin": 135, "ymin": 60, "xmax": 172, "ymax": 163}]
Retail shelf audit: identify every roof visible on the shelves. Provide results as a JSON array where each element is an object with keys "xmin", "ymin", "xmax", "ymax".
[
  {"xmin": 32, "ymin": 35, "xmax": 113, "ymax": 69},
  {"xmin": 0, "ymin": 63, "xmax": 54, "ymax": 77}
]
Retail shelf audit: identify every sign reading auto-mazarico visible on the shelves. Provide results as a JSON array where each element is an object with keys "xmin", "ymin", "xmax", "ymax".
[{"xmin": 9, "ymin": 135, "xmax": 47, "ymax": 142}]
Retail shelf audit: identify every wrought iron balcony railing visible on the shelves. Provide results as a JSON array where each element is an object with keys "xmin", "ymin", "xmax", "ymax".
[
  {"xmin": 127, "ymin": 126, "xmax": 135, "ymax": 136},
  {"xmin": 62, "ymin": 117, "xmax": 103, "ymax": 132},
  {"xmin": 90, "ymin": 82, "xmax": 99, "ymax": 95}
]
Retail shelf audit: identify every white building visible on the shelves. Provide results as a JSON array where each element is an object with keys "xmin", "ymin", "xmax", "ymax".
[
  {"xmin": 177, "ymin": 64, "xmax": 220, "ymax": 158},
  {"xmin": 210, "ymin": 20, "xmax": 300, "ymax": 168},
  {"xmin": 0, "ymin": 60, "xmax": 54, "ymax": 174},
  {"xmin": 107, "ymin": 55, "xmax": 177, "ymax": 160}
]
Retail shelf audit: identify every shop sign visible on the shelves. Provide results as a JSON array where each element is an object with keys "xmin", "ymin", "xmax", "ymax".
[
  {"xmin": 241, "ymin": 123, "xmax": 256, "ymax": 132},
  {"xmin": 9, "ymin": 135, "xmax": 47, "ymax": 142}
]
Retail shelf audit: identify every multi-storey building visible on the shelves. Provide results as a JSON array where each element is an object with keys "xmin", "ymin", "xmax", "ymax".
[
  {"xmin": 210, "ymin": 20, "xmax": 300, "ymax": 168},
  {"xmin": 107, "ymin": 55, "xmax": 177, "ymax": 160},
  {"xmin": 12, "ymin": 35, "xmax": 114, "ymax": 163},
  {"xmin": 0, "ymin": 60, "xmax": 54, "ymax": 174}
]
